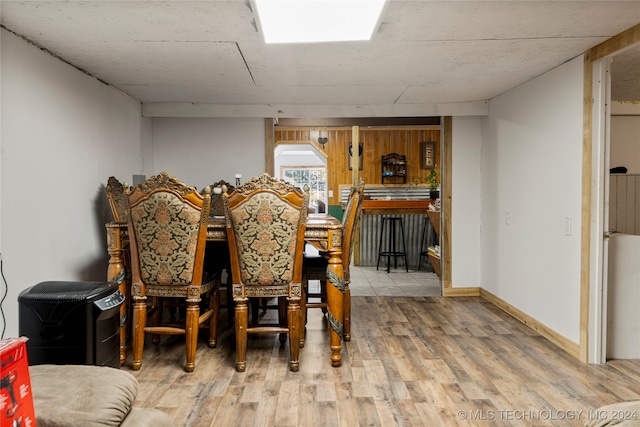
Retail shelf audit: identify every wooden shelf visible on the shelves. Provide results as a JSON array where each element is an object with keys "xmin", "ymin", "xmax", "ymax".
[
  {"xmin": 428, "ymin": 253, "xmax": 441, "ymax": 277},
  {"xmin": 426, "ymin": 210, "xmax": 440, "ymax": 236},
  {"xmin": 381, "ymin": 153, "xmax": 407, "ymax": 184}
]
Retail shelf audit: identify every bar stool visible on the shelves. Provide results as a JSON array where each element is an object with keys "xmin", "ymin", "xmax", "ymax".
[
  {"xmin": 418, "ymin": 216, "xmax": 431, "ymax": 271},
  {"xmin": 376, "ymin": 216, "xmax": 409, "ymax": 273}
]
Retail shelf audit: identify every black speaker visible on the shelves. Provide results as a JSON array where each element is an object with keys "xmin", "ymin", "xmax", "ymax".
[{"xmin": 18, "ymin": 281, "xmax": 124, "ymax": 368}]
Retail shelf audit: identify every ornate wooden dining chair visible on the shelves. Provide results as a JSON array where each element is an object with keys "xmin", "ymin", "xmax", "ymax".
[
  {"xmin": 302, "ymin": 178, "xmax": 364, "ymax": 343},
  {"xmin": 127, "ymin": 172, "xmax": 220, "ymax": 372},
  {"xmin": 106, "ymin": 176, "xmax": 133, "ymax": 359},
  {"xmin": 106, "ymin": 176, "xmax": 130, "ymax": 222},
  {"xmin": 202, "ymin": 179, "xmax": 236, "ymax": 322},
  {"xmin": 222, "ymin": 173, "xmax": 309, "ymax": 372},
  {"xmin": 203, "ymin": 179, "xmax": 235, "ymax": 216}
]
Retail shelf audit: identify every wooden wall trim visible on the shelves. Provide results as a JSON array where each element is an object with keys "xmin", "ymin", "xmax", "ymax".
[
  {"xmin": 580, "ymin": 51, "xmax": 593, "ymax": 364},
  {"xmin": 442, "ymin": 287, "xmax": 480, "ymax": 297},
  {"xmin": 479, "ymin": 289, "xmax": 581, "ymax": 360},
  {"xmin": 442, "ymin": 116, "xmax": 453, "ymax": 289},
  {"xmin": 588, "ymin": 23, "xmax": 640, "ymax": 62}
]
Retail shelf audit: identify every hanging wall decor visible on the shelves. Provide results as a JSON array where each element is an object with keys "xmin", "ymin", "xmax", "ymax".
[{"xmin": 421, "ymin": 141, "xmax": 436, "ymax": 169}]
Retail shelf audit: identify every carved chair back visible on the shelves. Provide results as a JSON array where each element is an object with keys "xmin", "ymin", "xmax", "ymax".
[
  {"xmin": 202, "ymin": 180, "xmax": 235, "ymax": 217},
  {"xmin": 127, "ymin": 172, "xmax": 211, "ymax": 290},
  {"xmin": 340, "ymin": 179, "xmax": 365, "ymax": 281},
  {"xmin": 106, "ymin": 176, "xmax": 130, "ymax": 222},
  {"xmin": 223, "ymin": 173, "xmax": 309, "ymax": 295}
]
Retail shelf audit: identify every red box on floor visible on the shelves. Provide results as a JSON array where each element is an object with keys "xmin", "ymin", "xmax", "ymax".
[{"xmin": 0, "ymin": 337, "xmax": 35, "ymax": 427}]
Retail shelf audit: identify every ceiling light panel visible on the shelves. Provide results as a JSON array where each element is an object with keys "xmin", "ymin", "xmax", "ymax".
[{"xmin": 253, "ymin": 0, "xmax": 387, "ymax": 44}]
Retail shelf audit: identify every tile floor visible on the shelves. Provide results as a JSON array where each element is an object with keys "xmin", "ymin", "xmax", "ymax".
[
  {"xmin": 304, "ymin": 244, "xmax": 441, "ymax": 298},
  {"xmin": 348, "ymin": 265, "xmax": 442, "ymax": 297}
]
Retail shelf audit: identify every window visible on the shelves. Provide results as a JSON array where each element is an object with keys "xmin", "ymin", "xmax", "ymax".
[{"xmin": 281, "ymin": 166, "xmax": 327, "ymax": 211}]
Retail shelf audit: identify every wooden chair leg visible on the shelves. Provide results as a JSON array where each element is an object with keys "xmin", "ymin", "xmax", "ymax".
[
  {"xmin": 343, "ymin": 285, "xmax": 351, "ymax": 342},
  {"xmin": 235, "ymin": 299, "xmax": 249, "ymax": 372},
  {"xmin": 209, "ymin": 288, "xmax": 220, "ymax": 348},
  {"xmin": 184, "ymin": 300, "xmax": 199, "ymax": 373},
  {"xmin": 131, "ymin": 298, "xmax": 147, "ymax": 371},
  {"xmin": 300, "ymin": 280, "xmax": 307, "ymax": 348},
  {"xmin": 287, "ymin": 298, "xmax": 300, "ymax": 372}
]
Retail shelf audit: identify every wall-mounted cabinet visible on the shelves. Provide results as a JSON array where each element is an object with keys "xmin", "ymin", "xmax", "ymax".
[{"xmin": 381, "ymin": 153, "xmax": 407, "ymax": 184}]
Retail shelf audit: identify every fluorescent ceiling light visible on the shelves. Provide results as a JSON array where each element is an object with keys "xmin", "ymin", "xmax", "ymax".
[{"xmin": 253, "ymin": 0, "xmax": 387, "ymax": 44}]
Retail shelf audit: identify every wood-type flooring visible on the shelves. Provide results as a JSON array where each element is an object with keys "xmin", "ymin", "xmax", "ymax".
[{"xmin": 128, "ymin": 296, "xmax": 640, "ymax": 426}]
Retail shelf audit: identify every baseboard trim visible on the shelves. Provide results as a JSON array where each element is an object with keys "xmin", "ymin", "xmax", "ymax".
[
  {"xmin": 479, "ymin": 289, "xmax": 580, "ymax": 359},
  {"xmin": 442, "ymin": 287, "xmax": 481, "ymax": 297},
  {"xmin": 443, "ymin": 286, "xmax": 580, "ymax": 360}
]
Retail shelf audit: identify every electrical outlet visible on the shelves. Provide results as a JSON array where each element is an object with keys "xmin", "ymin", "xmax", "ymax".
[
  {"xmin": 505, "ymin": 211, "xmax": 510, "ymax": 225},
  {"xmin": 565, "ymin": 218, "xmax": 572, "ymax": 236}
]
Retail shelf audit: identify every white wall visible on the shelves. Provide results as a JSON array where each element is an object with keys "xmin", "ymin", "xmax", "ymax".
[
  {"xmin": 451, "ymin": 116, "xmax": 482, "ymax": 287},
  {"xmin": 151, "ymin": 118, "xmax": 265, "ymax": 189},
  {"xmin": 611, "ymin": 116, "xmax": 640, "ymax": 174},
  {"xmin": 0, "ymin": 29, "xmax": 150, "ymax": 338},
  {"xmin": 481, "ymin": 56, "xmax": 584, "ymax": 343}
]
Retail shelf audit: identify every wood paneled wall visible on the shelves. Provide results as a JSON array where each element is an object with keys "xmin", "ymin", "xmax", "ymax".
[
  {"xmin": 275, "ymin": 126, "xmax": 441, "ymax": 205},
  {"xmin": 610, "ymin": 174, "xmax": 640, "ymax": 235}
]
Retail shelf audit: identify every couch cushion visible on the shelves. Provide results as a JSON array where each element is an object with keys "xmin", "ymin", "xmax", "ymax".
[
  {"xmin": 120, "ymin": 408, "xmax": 173, "ymax": 427},
  {"xmin": 585, "ymin": 401, "xmax": 640, "ymax": 426},
  {"xmin": 30, "ymin": 364, "xmax": 138, "ymax": 427}
]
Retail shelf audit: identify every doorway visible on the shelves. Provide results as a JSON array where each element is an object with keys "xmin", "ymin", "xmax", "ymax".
[
  {"xmin": 274, "ymin": 143, "xmax": 328, "ymax": 212},
  {"xmin": 589, "ymin": 38, "xmax": 640, "ymax": 363},
  {"xmin": 270, "ymin": 119, "xmax": 445, "ymax": 297}
]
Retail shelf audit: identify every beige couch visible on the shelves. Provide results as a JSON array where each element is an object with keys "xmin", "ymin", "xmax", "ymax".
[
  {"xmin": 586, "ymin": 401, "xmax": 640, "ymax": 427},
  {"xmin": 29, "ymin": 364, "xmax": 172, "ymax": 427}
]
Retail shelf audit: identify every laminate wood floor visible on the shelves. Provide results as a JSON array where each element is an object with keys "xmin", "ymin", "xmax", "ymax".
[{"xmin": 129, "ymin": 295, "xmax": 640, "ymax": 427}]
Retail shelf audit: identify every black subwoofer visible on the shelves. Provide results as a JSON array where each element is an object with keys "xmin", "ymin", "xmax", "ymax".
[{"xmin": 18, "ymin": 281, "xmax": 124, "ymax": 368}]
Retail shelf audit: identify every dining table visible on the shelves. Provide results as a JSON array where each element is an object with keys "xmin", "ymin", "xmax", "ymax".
[{"xmin": 105, "ymin": 213, "xmax": 346, "ymax": 368}]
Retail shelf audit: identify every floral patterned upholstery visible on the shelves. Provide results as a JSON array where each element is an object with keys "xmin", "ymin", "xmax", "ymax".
[
  {"xmin": 230, "ymin": 192, "xmax": 300, "ymax": 287},
  {"xmin": 130, "ymin": 192, "xmax": 201, "ymax": 286}
]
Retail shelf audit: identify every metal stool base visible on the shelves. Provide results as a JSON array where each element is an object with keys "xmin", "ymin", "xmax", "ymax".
[{"xmin": 376, "ymin": 217, "xmax": 408, "ymax": 273}]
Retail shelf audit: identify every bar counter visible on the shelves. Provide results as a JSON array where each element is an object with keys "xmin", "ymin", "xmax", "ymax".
[{"xmin": 355, "ymin": 199, "xmax": 438, "ymax": 270}]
